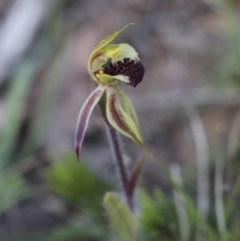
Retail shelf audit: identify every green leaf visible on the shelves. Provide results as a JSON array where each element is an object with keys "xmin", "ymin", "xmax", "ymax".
[{"xmin": 103, "ymin": 192, "xmax": 138, "ymax": 241}]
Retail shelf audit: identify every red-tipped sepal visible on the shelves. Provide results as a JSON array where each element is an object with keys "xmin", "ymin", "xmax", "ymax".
[{"xmin": 74, "ymin": 85, "xmax": 106, "ymax": 161}]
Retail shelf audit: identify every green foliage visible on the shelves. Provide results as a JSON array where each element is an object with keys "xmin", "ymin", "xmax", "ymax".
[
  {"xmin": 228, "ymin": 225, "xmax": 240, "ymax": 241},
  {"xmin": 174, "ymin": 187, "xmax": 218, "ymax": 241},
  {"xmin": 1, "ymin": 224, "xmax": 107, "ymax": 241},
  {"xmin": 0, "ymin": 64, "xmax": 34, "ymax": 166},
  {"xmin": 45, "ymin": 153, "xmax": 113, "ymax": 216},
  {"xmin": 0, "ymin": 47, "xmax": 49, "ymax": 167},
  {"xmin": 45, "ymin": 224, "xmax": 108, "ymax": 241},
  {"xmin": 138, "ymin": 188, "xmax": 179, "ymax": 241},
  {"xmin": 0, "ymin": 154, "xmax": 112, "ymax": 241},
  {"xmin": 44, "ymin": 153, "xmax": 115, "ymax": 240},
  {"xmin": 0, "ymin": 174, "xmax": 29, "ymax": 215},
  {"xmin": 103, "ymin": 192, "xmax": 138, "ymax": 241},
  {"xmin": 138, "ymin": 176, "xmax": 226, "ymax": 241}
]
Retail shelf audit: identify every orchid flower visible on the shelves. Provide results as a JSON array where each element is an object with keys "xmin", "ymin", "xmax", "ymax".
[{"xmin": 75, "ymin": 23, "xmax": 148, "ymax": 161}]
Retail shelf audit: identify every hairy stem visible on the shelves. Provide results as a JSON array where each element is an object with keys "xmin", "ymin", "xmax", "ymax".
[
  {"xmin": 105, "ymin": 123, "xmax": 134, "ymax": 210},
  {"xmin": 98, "ymin": 98, "xmax": 133, "ymax": 210}
]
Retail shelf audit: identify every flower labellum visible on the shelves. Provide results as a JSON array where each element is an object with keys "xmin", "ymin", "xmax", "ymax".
[
  {"xmin": 104, "ymin": 58, "xmax": 145, "ymax": 87},
  {"xmin": 75, "ymin": 23, "xmax": 149, "ymax": 161}
]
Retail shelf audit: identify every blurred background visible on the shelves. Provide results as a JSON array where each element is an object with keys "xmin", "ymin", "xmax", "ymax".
[{"xmin": 1, "ymin": 0, "xmax": 240, "ymax": 240}]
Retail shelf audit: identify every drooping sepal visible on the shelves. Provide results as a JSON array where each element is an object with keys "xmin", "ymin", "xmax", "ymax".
[
  {"xmin": 74, "ymin": 85, "xmax": 106, "ymax": 161},
  {"xmin": 105, "ymin": 87, "xmax": 145, "ymax": 149},
  {"xmin": 115, "ymin": 85, "xmax": 141, "ymax": 129}
]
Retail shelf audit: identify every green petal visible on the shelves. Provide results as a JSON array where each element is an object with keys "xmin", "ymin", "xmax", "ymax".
[
  {"xmin": 98, "ymin": 73, "xmax": 129, "ymax": 85},
  {"xmin": 88, "ymin": 23, "xmax": 134, "ymax": 75},
  {"xmin": 111, "ymin": 44, "xmax": 139, "ymax": 64},
  {"xmin": 102, "ymin": 44, "xmax": 122, "ymax": 58},
  {"xmin": 75, "ymin": 85, "xmax": 106, "ymax": 161},
  {"xmin": 98, "ymin": 73, "xmax": 117, "ymax": 85},
  {"xmin": 106, "ymin": 87, "xmax": 145, "ymax": 148}
]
